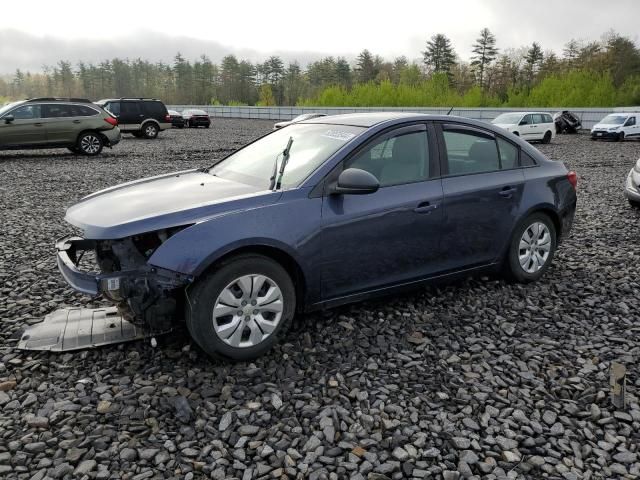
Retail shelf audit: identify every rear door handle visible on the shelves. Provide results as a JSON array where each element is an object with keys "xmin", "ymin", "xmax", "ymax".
[
  {"xmin": 414, "ymin": 201, "xmax": 438, "ymax": 214},
  {"xmin": 73, "ymin": 120, "xmax": 81, "ymax": 124},
  {"xmin": 34, "ymin": 123, "xmax": 43, "ymax": 127},
  {"xmin": 499, "ymin": 187, "xmax": 517, "ymax": 197}
]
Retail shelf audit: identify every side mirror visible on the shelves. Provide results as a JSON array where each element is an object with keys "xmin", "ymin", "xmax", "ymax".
[
  {"xmin": 4, "ymin": 115, "xmax": 14, "ymax": 124},
  {"xmin": 329, "ymin": 168, "xmax": 380, "ymax": 195}
]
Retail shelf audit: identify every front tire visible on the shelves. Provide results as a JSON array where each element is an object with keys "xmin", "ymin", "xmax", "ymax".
[
  {"xmin": 617, "ymin": 132, "xmax": 625, "ymax": 142},
  {"xmin": 186, "ymin": 254, "xmax": 296, "ymax": 361},
  {"xmin": 77, "ymin": 132, "xmax": 103, "ymax": 156},
  {"xmin": 542, "ymin": 131, "xmax": 552, "ymax": 144},
  {"xmin": 504, "ymin": 213, "xmax": 557, "ymax": 283},
  {"xmin": 143, "ymin": 123, "xmax": 159, "ymax": 139}
]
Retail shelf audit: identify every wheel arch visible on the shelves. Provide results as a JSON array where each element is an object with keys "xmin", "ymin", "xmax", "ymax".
[
  {"xmin": 75, "ymin": 129, "xmax": 102, "ymax": 145},
  {"xmin": 194, "ymin": 244, "xmax": 308, "ymax": 312}
]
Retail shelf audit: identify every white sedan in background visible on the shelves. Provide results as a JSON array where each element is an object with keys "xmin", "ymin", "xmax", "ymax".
[{"xmin": 491, "ymin": 112, "xmax": 556, "ymax": 143}]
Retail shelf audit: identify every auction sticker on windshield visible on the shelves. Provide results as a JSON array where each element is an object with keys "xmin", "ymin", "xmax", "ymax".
[{"xmin": 321, "ymin": 130, "xmax": 356, "ymax": 142}]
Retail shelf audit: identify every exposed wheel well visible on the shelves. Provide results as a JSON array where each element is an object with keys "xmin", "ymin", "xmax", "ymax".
[
  {"xmin": 531, "ymin": 208, "xmax": 562, "ymax": 240},
  {"xmin": 198, "ymin": 245, "xmax": 307, "ymax": 312}
]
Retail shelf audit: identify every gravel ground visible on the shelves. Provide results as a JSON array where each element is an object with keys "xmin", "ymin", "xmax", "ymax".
[{"xmin": 1, "ymin": 121, "xmax": 639, "ymax": 480}]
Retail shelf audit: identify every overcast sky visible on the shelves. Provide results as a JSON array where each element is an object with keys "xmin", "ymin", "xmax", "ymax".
[{"xmin": 2, "ymin": 0, "xmax": 639, "ymax": 74}]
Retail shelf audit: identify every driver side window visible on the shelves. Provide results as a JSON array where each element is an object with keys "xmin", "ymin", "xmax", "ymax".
[
  {"xmin": 626, "ymin": 116, "xmax": 636, "ymax": 127},
  {"xmin": 345, "ymin": 129, "xmax": 429, "ymax": 187},
  {"xmin": 11, "ymin": 104, "xmax": 41, "ymax": 120}
]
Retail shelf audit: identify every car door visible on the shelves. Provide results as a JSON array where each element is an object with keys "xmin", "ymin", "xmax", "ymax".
[
  {"xmin": 437, "ymin": 123, "xmax": 526, "ymax": 269},
  {"xmin": 623, "ymin": 115, "xmax": 639, "ymax": 138},
  {"xmin": 0, "ymin": 104, "xmax": 45, "ymax": 147},
  {"xmin": 42, "ymin": 104, "xmax": 78, "ymax": 143},
  {"xmin": 120, "ymin": 101, "xmax": 143, "ymax": 130},
  {"xmin": 518, "ymin": 114, "xmax": 536, "ymax": 140},
  {"xmin": 319, "ymin": 123, "xmax": 444, "ymax": 300}
]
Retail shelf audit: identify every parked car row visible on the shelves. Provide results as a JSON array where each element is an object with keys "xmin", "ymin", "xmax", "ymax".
[{"xmin": 0, "ymin": 98, "xmax": 217, "ymax": 156}]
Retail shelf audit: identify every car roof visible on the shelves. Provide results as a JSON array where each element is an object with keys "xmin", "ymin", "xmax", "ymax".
[{"xmin": 300, "ymin": 112, "xmax": 505, "ymax": 129}]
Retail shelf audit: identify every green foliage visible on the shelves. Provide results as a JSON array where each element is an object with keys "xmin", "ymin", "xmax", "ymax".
[
  {"xmin": 226, "ymin": 100, "xmax": 248, "ymax": 106},
  {"xmin": 256, "ymin": 84, "xmax": 276, "ymax": 106}
]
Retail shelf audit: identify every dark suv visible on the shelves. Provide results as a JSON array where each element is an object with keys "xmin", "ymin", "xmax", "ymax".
[
  {"xmin": 95, "ymin": 98, "xmax": 171, "ymax": 139},
  {"xmin": 0, "ymin": 98, "xmax": 121, "ymax": 155}
]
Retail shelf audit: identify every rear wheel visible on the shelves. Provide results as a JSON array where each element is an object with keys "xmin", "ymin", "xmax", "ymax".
[
  {"xmin": 186, "ymin": 254, "xmax": 296, "ymax": 361},
  {"xmin": 77, "ymin": 132, "xmax": 103, "ymax": 156},
  {"xmin": 143, "ymin": 123, "xmax": 159, "ymax": 139},
  {"xmin": 542, "ymin": 131, "xmax": 552, "ymax": 144},
  {"xmin": 504, "ymin": 213, "xmax": 556, "ymax": 283}
]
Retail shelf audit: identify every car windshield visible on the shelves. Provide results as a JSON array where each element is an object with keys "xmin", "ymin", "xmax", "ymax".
[
  {"xmin": 209, "ymin": 123, "xmax": 365, "ymax": 189},
  {"xmin": 0, "ymin": 101, "xmax": 24, "ymax": 117},
  {"xmin": 492, "ymin": 113, "xmax": 523, "ymax": 124},
  {"xmin": 600, "ymin": 115, "xmax": 627, "ymax": 125}
]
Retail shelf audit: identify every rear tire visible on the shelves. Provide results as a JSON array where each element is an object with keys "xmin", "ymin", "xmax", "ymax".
[
  {"xmin": 132, "ymin": 131, "xmax": 143, "ymax": 138},
  {"xmin": 629, "ymin": 199, "xmax": 640, "ymax": 208},
  {"xmin": 77, "ymin": 132, "xmax": 103, "ymax": 156},
  {"xmin": 504, "ymin": 213, "xmax": 557, "ymax": 283},
  {"xmin": 542, "ymin": 131, "xmax": 552, "ymax": 144},
  {"xmin": 186, "ymin": 254, "xmax": 296, "ymax": 361},
  {"xmin": 143, "ymin": 123, "xmax": 159, "ymax": 139}
]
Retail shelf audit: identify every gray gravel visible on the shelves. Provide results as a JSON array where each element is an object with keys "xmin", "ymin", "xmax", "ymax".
[{"xmin": 1, "ymin": 122, "xmax": 640, "ymax": 479}]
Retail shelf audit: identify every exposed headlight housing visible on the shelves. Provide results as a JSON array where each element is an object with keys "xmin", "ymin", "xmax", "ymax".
[{"xmin": 608, "ymin": 126, "xmax": 621, "ymax": 131}]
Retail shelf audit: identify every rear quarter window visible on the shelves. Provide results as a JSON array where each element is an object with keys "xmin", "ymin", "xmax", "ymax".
[{"xmin": 520, "ymin": 151, "xmax": 537, "ymax": 167}]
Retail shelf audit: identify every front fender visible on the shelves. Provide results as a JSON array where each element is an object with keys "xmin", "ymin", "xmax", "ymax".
[{"xmin": 147, "ymin": 188, "xmax": 322, "ymax": 280}]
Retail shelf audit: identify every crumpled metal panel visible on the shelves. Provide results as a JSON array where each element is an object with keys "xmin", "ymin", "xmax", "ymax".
[{"xmin": 17, "ymin": 307, "xmax": 150, "ymax": 352}]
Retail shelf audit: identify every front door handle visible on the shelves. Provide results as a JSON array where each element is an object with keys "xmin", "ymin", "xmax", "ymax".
[
  {"xmin": 499, "ymin": 186, "xmax": 517, "ymax": 197},
  {"xmin": 34, "ymin": 123, "xmax": 43, "ymax": 127},
  {"xmin": 73, "ymin": 120, "xmax": 81, "ymax": 124},
  {"xmin": 414, "ymin": 201, "xmax": 438, "ymax": 214}
]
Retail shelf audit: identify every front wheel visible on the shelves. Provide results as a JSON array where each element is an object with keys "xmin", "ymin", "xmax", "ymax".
[
  {"xmin": 617, "ymin": 132, "xmax": 625, "ymax": 142},
  {"xmin": 542, "ymin": 131, "xmax": 552, "ymax": 144},
  {"xmin": 186, "ymin": 254, "xmax": 296, "ymax": 361},
  {"xmin": 143, "ymin": 123, "xmax": 159, "ymax": 139},
  {"xmin": 77, "ymin": 132, "xmax": 103, "ymax": 156},
  {"xmin": 504, "ymin": 213, "xmax": 557, "ymax": 283}
]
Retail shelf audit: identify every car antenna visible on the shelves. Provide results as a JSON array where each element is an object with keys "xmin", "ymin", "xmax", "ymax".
[
  {"xmin": 274, "ymin": 137, "xmax": 294, "ymax": 191},
  {"xmin": 446, "ymin": 106, "xmax": 454, "ymax": 115}
]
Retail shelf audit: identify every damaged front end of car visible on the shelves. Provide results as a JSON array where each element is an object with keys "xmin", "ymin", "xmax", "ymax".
[{"xmin": 56, "ymin": 227, "xmax": 193, "ymax": 332}]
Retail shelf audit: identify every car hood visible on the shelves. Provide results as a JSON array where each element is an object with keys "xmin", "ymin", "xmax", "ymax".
[
  {"xmin": 66, "ymin": 169, "xmax": 278, "ymax": 239},
  {"xmin": 592, "ymin": 122, "xmax": 622, "ymax": 130},
  {"xmin": 492, "ymin": 123, "xmax": 514, "ymax": 129}
]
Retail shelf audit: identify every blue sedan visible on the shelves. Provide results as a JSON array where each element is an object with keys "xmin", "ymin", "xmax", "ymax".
[{"xmin": 56, "ymin": 113, "xmax": 577, "ymax": 360}]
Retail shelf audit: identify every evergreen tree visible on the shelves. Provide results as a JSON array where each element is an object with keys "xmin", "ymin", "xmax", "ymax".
[
  {"xmin": 470, "ymin": 28, "xmax": 499, "ymax": 90},
  {"xmin": 422, "ymin": 34, "xmax": 456, "ymax": 76}
]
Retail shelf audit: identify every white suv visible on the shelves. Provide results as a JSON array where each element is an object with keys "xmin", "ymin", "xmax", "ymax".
[
  {"xmin": 491, "ymin": 112, "xmax": 555, "ymax": 143},
  {"xmin": 591, "ymin": 113, "xmax": 640, "ymax": 141}
]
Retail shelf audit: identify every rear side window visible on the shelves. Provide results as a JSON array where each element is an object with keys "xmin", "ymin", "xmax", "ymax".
[
  {"xmin": 497, "ymin": 138, "xmax": 518, "ymax": 169},
  {"xmin": 144, "ymin": 101, "xmax": 167, "ymax": 117},
  {"xmin": 443, "ymin": 131, "xmax": 500, "ymax": 175},
  {"xmin": 543, "ymin": 114, "xmax": 553, "ymax": 123},
  {"xmin": 11, "ymin": 104, "xmax": 41, "ymax": 119},
  {"xmin": 346, "ymin": 129, "xmax": 429, "ymax": 187},
  {"xmin": 121, "ymin": 102, "xmax": 141, "ymax": 115},
  {"xmin": 75, "ymin": 105, "xmax": 99, "ymax": 116},
  {"xmin": 43, "ymin": 104, "xmax": 74, "ymax": 118},
  {"xmin": 626, "ymin": 116, "xmax": 636, "ymax": 126},
  {"xmin": 532, "ymin": 114, "xmax": 547, "ymax": 124}
]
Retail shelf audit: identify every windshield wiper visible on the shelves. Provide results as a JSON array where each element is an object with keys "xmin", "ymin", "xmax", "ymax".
[{"xmin": 269, "ymin": 136, "xmax": 294, "ymax": 191}]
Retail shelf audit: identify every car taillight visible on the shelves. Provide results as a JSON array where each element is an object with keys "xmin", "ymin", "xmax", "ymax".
[
  {"xmin": 165, "ymin": 114, "xmax": 171, "ymax": 122},
  {"xmin": 567, "ymin": 171, "xmax": 577, "ymax": 189},
  {"xmin": 104, "ymin": 116, "xmax": 118, "ymax": 127}
]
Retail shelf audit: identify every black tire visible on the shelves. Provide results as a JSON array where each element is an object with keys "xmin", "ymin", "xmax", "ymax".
[
  {"xmin": 142, "ymin": 123, "xmax": 159, "ymax": 139},
  {"xmin": 542, "ymin": 131, "xmax": 552, "ymax": 144},
  {"xmin": 185, "ymin": 254, "xmax": 296, "ymax": 361},
  {"xmin": 617, "ymin": 132, "xmax": 625, "ymax": 142},
  {"xmin": 131, "ymin": 131, "xmax": 143, "ymax": 138},
  {"xmin": 205, "ymin": 124, "xmax": 210, "ymax": 129},
  {"xmin": 629, "ymin": 199, "xmax": 640, "ymax": 208},
  {"xmin": 186, "ymin": 120, "xmax": 191, "ymax": 128},
  {"xmin": 67, "ymin": 146, "xmax": 80, "ymax": 154},
  {"xmin": 77, "ymin": 132, "xmax": 103, "ymax": 156},
  {"xmin": 513, "ymin": 131, "xmax": 520, "ymax": 136},
  {"xmin": 504, "ymin": 213, "xmax": 557, "ymax": 283}
]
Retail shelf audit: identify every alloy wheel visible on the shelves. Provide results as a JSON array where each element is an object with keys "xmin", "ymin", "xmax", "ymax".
[
  {"xmin": 80, "ymin": 135, "xmax": 101, "ymax": 154},
  {"xmin": 145, "ymin": 125, "xmax": 158, "ymax": 137},
  {"xmin": 518, "ymin": 222, "xmax": 551, "ymax": 273},
  {"xmin": 212, "ymin": 274, "xmax": 283, "ymax": 348}
]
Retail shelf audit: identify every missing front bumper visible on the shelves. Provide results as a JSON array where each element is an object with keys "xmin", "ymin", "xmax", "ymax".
[{"xmin": 17, "ymin": 307, "xmax": 170, "ymax": 352}]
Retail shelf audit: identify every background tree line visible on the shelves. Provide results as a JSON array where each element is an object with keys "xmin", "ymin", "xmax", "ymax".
[{"xmin": 1, "ymin": 29, "xmax": 639, "ymax": 107}]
